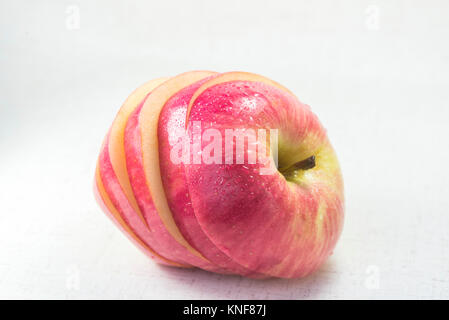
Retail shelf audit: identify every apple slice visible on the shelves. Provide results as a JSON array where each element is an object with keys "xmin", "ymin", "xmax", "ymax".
[
  {"xmin": 108, "ymin": 78, "xmax": 169, "ymax": 227},
  {"xmin": 126, "ymin": 71, "xmax": 225, "ymax": 272},
  {"xmin": 98, "ymin": 133, "xmax": 190, "ymax": 267},
  {"xmin": 94, "ymin": 147, "xmax": 183, "ymax": 267},
  {"xmin": 186, "ymin": 71, "xmax": 294, "ymax": 127}
]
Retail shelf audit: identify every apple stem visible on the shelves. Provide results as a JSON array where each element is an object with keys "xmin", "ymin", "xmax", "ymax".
[
  {"xmin": 292, "ymin": 155, "xmax": 316, "ymax": 170},
  {"xmin": 280, "ymin": 155, "xmax": 316, "ymax": 177}
]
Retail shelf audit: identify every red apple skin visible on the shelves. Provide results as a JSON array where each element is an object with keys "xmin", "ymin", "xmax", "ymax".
[
  {"xmin": 183, "ymin": 81, "xmax": 344, "ymax": 278},
  {"xmin": 158, "ymin": 78, "xmax": 263, "ymax": 277}
]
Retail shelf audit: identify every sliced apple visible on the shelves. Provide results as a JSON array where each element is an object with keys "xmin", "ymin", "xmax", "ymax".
[{"xmin": 94, "ymin": 71, "xmax": 344, "ymax": 278}]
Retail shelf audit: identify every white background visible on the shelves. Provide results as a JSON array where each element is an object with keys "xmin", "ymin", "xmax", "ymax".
[{"xmin": 1, "ymin": 0, "xmax": 448, "ymax": 299}]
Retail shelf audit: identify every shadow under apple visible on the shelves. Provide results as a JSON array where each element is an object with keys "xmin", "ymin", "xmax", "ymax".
[{"xmin": 155, "ymin": 258, "xmax": 339, "ymax": 300}]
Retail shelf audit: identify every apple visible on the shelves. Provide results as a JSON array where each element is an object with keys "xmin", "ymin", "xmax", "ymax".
[{"xmin": 94, "ymin": 71, "xmax": 344, "ymax": 278}]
